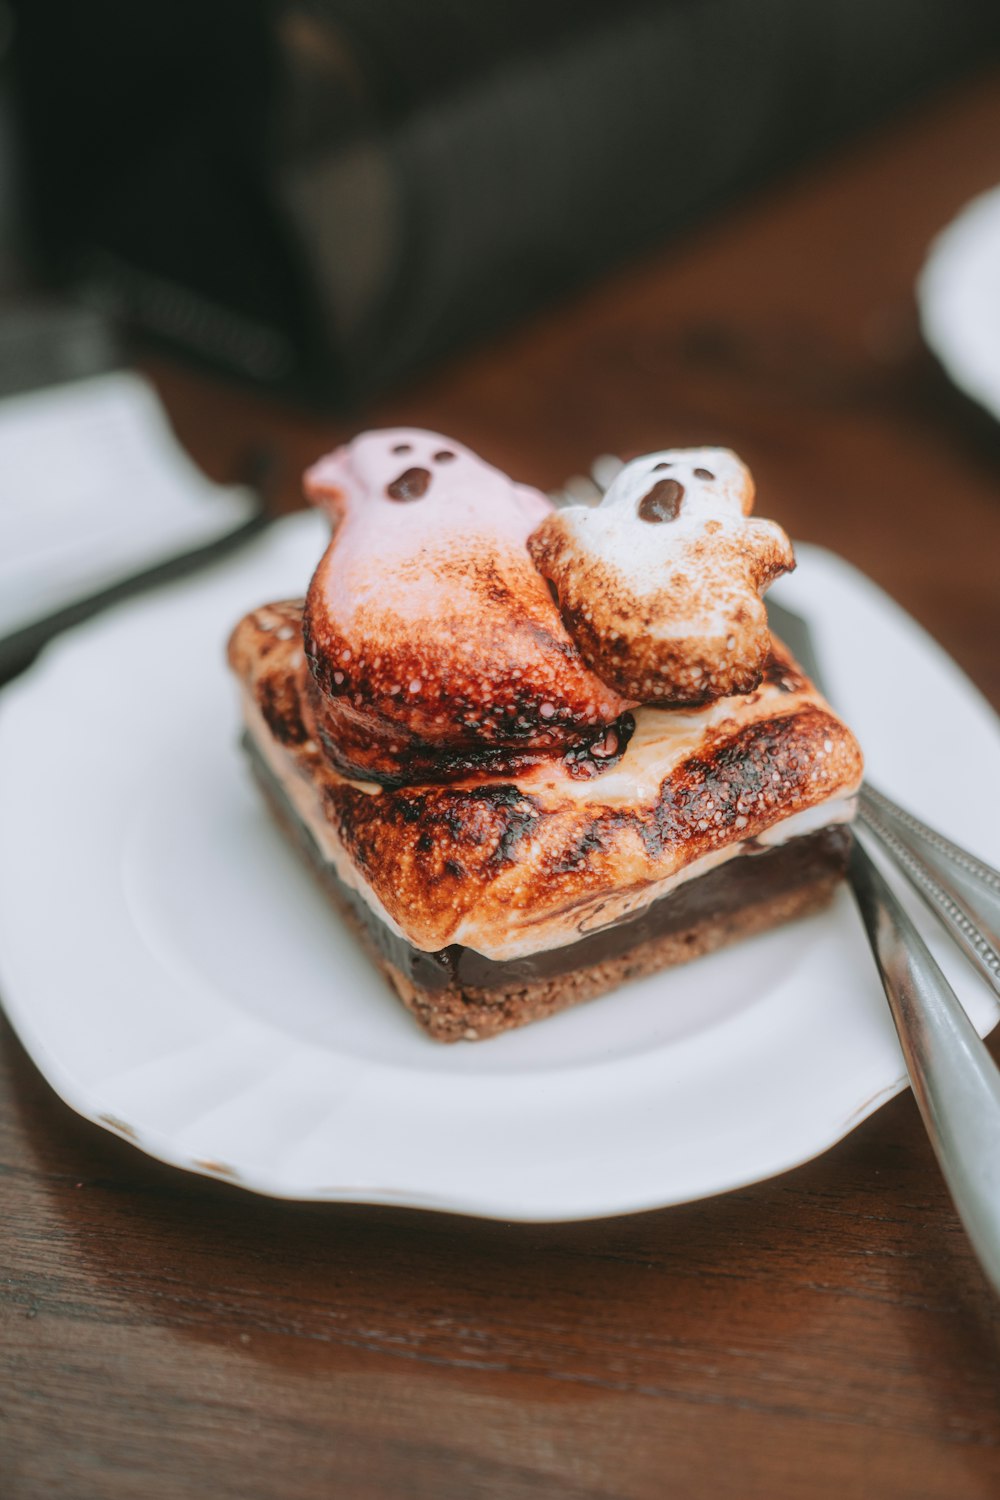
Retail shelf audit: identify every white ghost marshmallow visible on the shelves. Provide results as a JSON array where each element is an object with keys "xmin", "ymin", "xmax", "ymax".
[{"xmin": 528, "ymin": 447, "xmax": 795, "ymax": 704}]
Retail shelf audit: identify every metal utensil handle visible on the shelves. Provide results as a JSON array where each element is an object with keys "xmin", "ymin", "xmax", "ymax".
[
  {"xmin": 859, "ymin": 800, "xmax": 1000, "ymax": 1000},
  {"xmin": 850, "ymin": 836, "xmax": 1000, "ymax": 1295},
  {"xmin": 862, "ymin": 783, "xmax": 1000, "ymax": 895}
]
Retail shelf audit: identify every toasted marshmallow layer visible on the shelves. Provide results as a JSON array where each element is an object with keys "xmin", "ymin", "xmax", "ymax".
[
  {"xmin": 529, "ymin": 448, "xmax": 795, "ymax": 704},
  {"xmin": 230, "ymin": 609, "xmax": 863, "ymax": 961},
  {"xmin": 302, "ymin": 429, "xmax": 632, "ymax": 785}
]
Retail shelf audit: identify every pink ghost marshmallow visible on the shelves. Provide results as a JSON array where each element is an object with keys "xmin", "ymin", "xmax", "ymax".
[{"xmin": 302, "ymin": 429, "xmax": 634, "ymax": 784}]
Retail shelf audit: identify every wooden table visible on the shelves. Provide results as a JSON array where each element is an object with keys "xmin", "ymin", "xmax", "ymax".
[{"xmin": 5, "ymin": 66, "xmax": 1000, "ymax": 1500}]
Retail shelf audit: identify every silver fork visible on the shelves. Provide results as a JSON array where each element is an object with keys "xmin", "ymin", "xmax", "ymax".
[
  {"xmin": 766, "ymin": 597, "xmax": 1000, "ymax": 1006},
  {"xmin": 558, "ymin": 459, "xmax": 1000, "ymax": 1293}
]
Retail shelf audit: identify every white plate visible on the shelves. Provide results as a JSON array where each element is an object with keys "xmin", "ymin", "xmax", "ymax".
[
  {"xmin": 919, "ymin": 184, "xmax": 1000, "ymax": 419},
  {"xmin": 1, "ymin": 517, "xmax": 999, "ymax": 1221}
]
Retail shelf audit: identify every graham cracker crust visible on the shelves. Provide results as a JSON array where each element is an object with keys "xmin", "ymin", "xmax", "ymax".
[
  {"xmin": 245, "ymin": 737, "xmax": 849, "ymax": 1042},
  {"xmin": 384, "ymin": 878, "xmax": 839, "ymax": 1040}
]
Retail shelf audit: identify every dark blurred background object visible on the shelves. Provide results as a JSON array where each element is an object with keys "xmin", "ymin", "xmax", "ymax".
[{"xmin": 9, "ymin": 0, "xmax": 1000, "ymax": 405}]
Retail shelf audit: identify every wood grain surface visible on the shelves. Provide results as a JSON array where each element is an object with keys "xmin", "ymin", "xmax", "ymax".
[{"xmin": 4, "ymin": 65, "xmax": 1000, "ymax": 1500}]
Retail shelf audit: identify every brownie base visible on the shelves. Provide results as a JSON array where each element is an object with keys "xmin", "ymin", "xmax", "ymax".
[{"xmin": 244, "ymin": 735, "xmax": 851, "ymax": 1042}]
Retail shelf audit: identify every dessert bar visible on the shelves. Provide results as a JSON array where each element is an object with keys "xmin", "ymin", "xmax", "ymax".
[{"xmin": 228, "ymin": 431, "xmax": 863, "ymax": 1039}]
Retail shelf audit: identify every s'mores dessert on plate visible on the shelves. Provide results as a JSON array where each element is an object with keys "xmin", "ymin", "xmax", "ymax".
[{"xmin": 228, "ymin": 431, "xmax": 863, "ymax": 1041}]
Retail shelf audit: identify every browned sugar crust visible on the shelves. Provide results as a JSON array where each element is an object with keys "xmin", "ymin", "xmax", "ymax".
[
  {"xmin": 229, "ymin": 605, "xmax": 863, "ymax": 956},
  {"xmin": 330, "ymin": 706, "xmax": 847, "ymax": 944},
  {"xmin": 551, "ymin": 577, "xmax": 768, "ymax": 707},
  {"xmin": 303, "ymin": 531, "xmax": 633, "ymax": 785},
  {"xmin": 233, "ymin": 600, "xmax": 635, "ymax": 788},
  {"xmin": 246, "ymin": 735, "xmax": 849, "ymax": 1041},
  {"xmin": 529, "ymin": 519, "xmax": 784, "ymax": 705}
]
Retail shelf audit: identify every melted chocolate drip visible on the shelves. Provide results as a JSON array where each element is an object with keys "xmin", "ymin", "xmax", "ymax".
[
  {"xmin": 638, "ymin": 478, "xmax": 685, "ymax": 522},
  {"xmin": 561, "ymin": 712, "xmax": 635, "ymax": 779},
  {"xmin": 386, "ymin": 466, "xmax": 432, "ymax": 501}
]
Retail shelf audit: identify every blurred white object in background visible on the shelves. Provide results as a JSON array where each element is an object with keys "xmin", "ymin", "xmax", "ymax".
[
  {"xmin": 0, "ymin": 370, "xmax": 258, "ymax": 645},
  {"xmin": 919, "ymin": 184, "xmax": 1000, "ymax": 421}
]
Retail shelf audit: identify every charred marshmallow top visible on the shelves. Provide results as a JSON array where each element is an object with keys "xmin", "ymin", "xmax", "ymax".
[
  {"xmin": 529, "ymin": 448, "xmax": 795, "ymax": 704},
  {"xmin": 230, "ymin": 614, "xmax": 863, "ymax": 959}
]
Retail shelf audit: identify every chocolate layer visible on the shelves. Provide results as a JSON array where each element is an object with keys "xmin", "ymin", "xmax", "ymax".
[{"xmin": 245, "ymin": 733, "xmax": 851, "ymax": 994}]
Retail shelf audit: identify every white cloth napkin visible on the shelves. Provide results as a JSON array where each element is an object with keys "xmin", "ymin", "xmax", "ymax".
[{"xmin": 0, "ymin": 370, "xmax": 258, "ymax": 639}]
